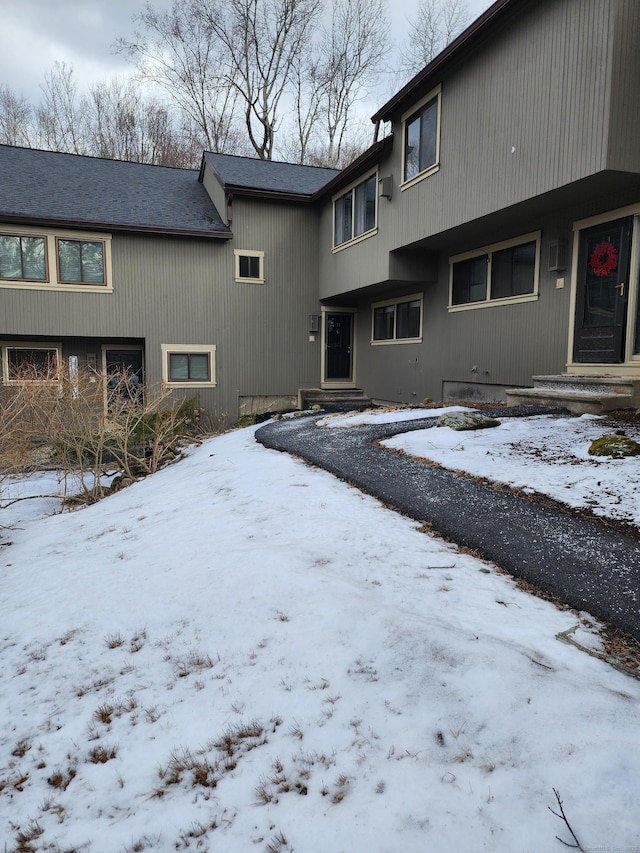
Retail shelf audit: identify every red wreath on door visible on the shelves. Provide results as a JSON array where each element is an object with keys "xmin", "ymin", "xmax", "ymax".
[{"xmin": 588, "ymin": 240, "xmax": 618, "ymax": 277}]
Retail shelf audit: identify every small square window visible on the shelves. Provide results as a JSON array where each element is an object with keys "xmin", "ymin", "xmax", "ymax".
[
  {"xmin": 235, "ymin": 250, "xmax": 264, "ymax": 282},
  {"xmin": 2, "ymin": 345, "xmax": 61, "ymax": 383},
  {"xmin": 333, "ymin": 173, "xmax": 377, "ymax": 247},
  {"xmin": 372, "ymin": 295, "xmax": 422, "ymax": 343}
]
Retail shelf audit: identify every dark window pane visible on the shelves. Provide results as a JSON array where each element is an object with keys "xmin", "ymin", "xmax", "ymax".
[
  {"xmin": 492, "ymin": 242, "xmax": 535, "ymax": 299},
  {"xmin": 404, "ymin": 114, "xmax": 421, "ymax": 181},
  {"xmin": 373, "ymin": 305, "xmax": 395, "ymax": 340},
  {"xmin": 452, "ymin": 256, "xmax": 488, "ymax": 304},
  {"xmin": 419, "ymin": 99, "xmax": 438, "ymax": 172},
  {"xmin": 354, "ymin": 175, "xmax": 376, "ymax": 237},
  {"xmin": 239, "ymin": 254, "xmax": 261, "ymax": 278},
  {"xmin": 8, "ymin": 348, "xmax": 56, "ymax": 378},
  {"xmin": 169, "ymin": 352, "xmax": 210, "ymax": 381},
  {"xmin": 397, "ymin": 299, "xmax": 421, "ymax": 338},
  {"xmin": 334, "ymin": 190, "xmax": 353, "ymax": 245},
  {"xmin": 405, "ymin": 97, "xmax": 438, "ymax": 181}
]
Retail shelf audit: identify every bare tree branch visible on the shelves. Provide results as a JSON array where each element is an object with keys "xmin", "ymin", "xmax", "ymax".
[
  {"xmin": 400, "ymin": 0, "xmax": 469, "ymax": 80},
  {"xmin": 548, "ymin": 788, "xmax": 585, "ymax": 851}
]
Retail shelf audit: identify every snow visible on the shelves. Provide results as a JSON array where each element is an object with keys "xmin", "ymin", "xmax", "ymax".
[{"xmin": 1, "ymin": 414, "xmax": 639, "ymax": 853}]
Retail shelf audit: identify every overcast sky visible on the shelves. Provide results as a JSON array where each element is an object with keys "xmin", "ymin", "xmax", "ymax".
[{"xmin": 1, "ymin": 0, "xmax": 493, "ymax": 104}]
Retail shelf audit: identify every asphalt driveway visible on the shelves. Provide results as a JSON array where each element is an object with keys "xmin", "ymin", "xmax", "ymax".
[{"xmin": 256, "ymin": 409, "xmax": 640, "ymax": 642}]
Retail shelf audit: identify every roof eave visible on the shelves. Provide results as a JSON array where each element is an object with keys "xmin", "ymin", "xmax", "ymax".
[
  {"xmin": 311, "ymin": 137, "xmax": 394, "ymax": 200},
  {"xmin": 371, "ymin": 0, "xmax": 516, "ymax": 124},
  {"xmin": 0, "ymin": 214, "xmax": 232, "ymax": 240}
]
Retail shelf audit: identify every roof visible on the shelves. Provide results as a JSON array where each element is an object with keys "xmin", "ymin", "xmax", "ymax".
[
  {"xmin": 371, "ymin": 0, "xmax": 516, "ymax": 124},
  {"xmin": 0, "ymin": 145, "xmax": 231, "ymax": 238},
  {"xmin": 203, "ymin": 152, "xmax": 340, "ymax": 198},
  {"xmin": 311, "ymin": 137, "xmax": 394, "ymax": 200}
]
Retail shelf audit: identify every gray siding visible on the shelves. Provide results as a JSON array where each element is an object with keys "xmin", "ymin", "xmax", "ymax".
[{"xmin": 1, "ymin": 198, "xmax": 321, "ymax": 419}]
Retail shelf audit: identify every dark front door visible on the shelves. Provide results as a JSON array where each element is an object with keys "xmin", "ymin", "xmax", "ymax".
[
  {"xmin": 325, "ymin": 313, "xmax": 353, "ymax": 381},
  {"xmin": 105, "ymin": 349, "xmax": 144, "ymax": 406},
  {"xmin": 573, "ymin": 217, "xmax": 632, "ymax": 363}
]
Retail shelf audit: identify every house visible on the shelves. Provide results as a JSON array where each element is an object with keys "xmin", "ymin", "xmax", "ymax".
[{"xmin": 3, "ymin": 0, "xmax": 640, "ymax": 418}]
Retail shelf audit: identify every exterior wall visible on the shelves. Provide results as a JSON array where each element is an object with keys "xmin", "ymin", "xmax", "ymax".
[{"xmin": 0, "ymin": 197, "xmax": 322, "ymax": 420}]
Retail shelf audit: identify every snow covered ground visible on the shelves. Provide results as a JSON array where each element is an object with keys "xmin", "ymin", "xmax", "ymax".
[{"xmin": 1, "ymin": 412, "xmax": 639, "ymax": 853}]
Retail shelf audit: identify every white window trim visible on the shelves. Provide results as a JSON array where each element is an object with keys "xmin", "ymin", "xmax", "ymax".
[
  {"xmin": 371, "ymin": 293, "xmax": 423, "ymax": 344},
  {"xmin": 234, "ymin": 249, "xmax": 264, "ymax": 283},
  {"xmin": 1, "ymin": 341, "xmax": 62, "ymax": 384},
  {"xmin": 400, "ymin": 84, "xmax": 442, "ymax": 190},
  {"xmin": 0, "ymin": 224, "xmax": 113, "ymax": 293},
  {"xmin": 448, "ymin": 231, "xmax": 541, "ymax": 312},
  {"xmin": 161, "ymin": 344, "xmax": 217, "ymax": 388},
  {"xmin": 331, "ymin": 167, "xmax": 379, "ymax": 252}
]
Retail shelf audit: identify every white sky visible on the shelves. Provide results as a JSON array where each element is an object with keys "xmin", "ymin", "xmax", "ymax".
[
  {"xmin": 1, "ymin": 409, "xmax": 639, "ymax": 850},
  {"xmin": 0, "ymin": 0, "xmax": 493, "ymax": 103}
]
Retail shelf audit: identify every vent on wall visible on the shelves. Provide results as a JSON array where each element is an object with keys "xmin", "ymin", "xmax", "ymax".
[{"xmin": 548, "ymin": 240, "xmax": 568, "ymax": 272}]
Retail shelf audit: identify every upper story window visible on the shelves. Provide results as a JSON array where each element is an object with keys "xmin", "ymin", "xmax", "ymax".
[
  {"xmin": 234, "ymin": 249, "xmax": 264, "ymax": 283},
  {"xmin": 372, "ymin": 294, "xmax": 423, "ymax": 343},
  {"xmin": 57, "ymin": 239, "xmax": 105, "ymax": 284},
  {"xmin": 0, "ymin": 234, "xmax": 47, "ymax": 281},
  {"xmin": 449, "ymin": 233, "xmax": 540, "ymax": 310},
  {"xmin": 402, "ymin": 85, "xmax": 441, "ymax": 187},
  {"xmin": 333, "ymin": 171, "xmax": 377, "ymax": 249},
  {"xmin": 0, "ymin": 226, "xmax": 112, "ymax": 292}
]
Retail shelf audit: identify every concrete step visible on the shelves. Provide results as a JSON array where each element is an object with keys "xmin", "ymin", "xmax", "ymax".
[
  {"xmin": 506, "ymin": 375, "xmax": 640, "ymax": 414},
  {"xmin": 298, "ymin": 388, "xmax": 373, "ymax": 411}
]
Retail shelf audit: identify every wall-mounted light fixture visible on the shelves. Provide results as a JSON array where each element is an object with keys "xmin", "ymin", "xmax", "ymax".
[
  {"xmin": 379, "ymin": 175, "xmax": 393, "ymax": 200},
  {"xmin": 548, "ymin": 239, "xmax": 568, "ymax": 272},
  {"xmin": 308, "ymin": 314, "xmax": 320, "ymax": 333}
]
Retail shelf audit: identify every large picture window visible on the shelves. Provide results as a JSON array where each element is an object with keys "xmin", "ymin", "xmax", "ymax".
[
  {"xmin": 449, "ymin": 234, "xmax": 540, "ymax": 309},
  {"xmin": 333, "ymin": 172, "xmax": 377, "ymax": 247},
  {"xmin": 402, "ymin": 86, "xmax": 441, "ymax": 185},
  {"xmin": 372, "ymin": 295, "xmax": 422, "ymax": 343}
]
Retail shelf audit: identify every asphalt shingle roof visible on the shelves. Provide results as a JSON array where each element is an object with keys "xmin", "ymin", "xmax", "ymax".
[
  {"xmin": 0, "ymin": 145, "xmax": 230, "ymax": 236},
  {"xmin": 204, "ymin": 152, "xmax": 339, "ymax": 196}
]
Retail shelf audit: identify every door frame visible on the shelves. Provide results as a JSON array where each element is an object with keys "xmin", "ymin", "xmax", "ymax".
[
  {"xmin": 567, "ymin": 203, "xmax": 640, "ymax": 375},
  {"xmin": 321, "ymin": 307, "xmax": 356, "ymax": 388}
]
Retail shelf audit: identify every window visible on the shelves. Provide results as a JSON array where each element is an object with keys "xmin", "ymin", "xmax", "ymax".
[
  {"xmin": 161, "ymin": 344, "xmax": 217, "ymax": 387},
  {"xmin": 333, "ymin": 172, "xmax": 377, "ymax": 248},
  {"xmin": 0, "ymin": 226, "xmax": 112, "ymax": 292},
  {"xmin": 1, "ymin": 344, "xmax": 61, "ymax": 383},
  {"xmin": 0, "ymin": 234, "xmax": 47, "ymax": 281},
  {"xmin": 402, "ymin": 86, "xmax": 441, "ymax": 185},
  {"xmin": 57, "ymin": 239, "xmax": 105, "ymax": 284},
  {"xmin": 235, "ymin": 250, "xmax": 264, "ymax": 283},
  {"xmin": 372, "ymin": 295, "xmax": 422, "ymax": 343},
  {"xmin": 449, "ymin": 233, "xmax": 540, "ymax": 309}
]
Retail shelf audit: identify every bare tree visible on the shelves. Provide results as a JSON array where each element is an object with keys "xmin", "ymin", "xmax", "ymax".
[
  {"xmin": 87, "ymin": 77, "xmax": 199, "ymax": 167},
  {"xmin": 0, "ymin": 85, "xmax": 33, "ymax": 147},
  {"xmin": 115, "ymin": 0, "xmax": 246, "ymax": 155},
  {"xmin": 400, "ymin": 0, "xmax": 469, "ymax": 80},
  {"xmin": 314, "ymin": 0, "xmax": 388, "ymax": 167},
  {"xmin": 203, "ymin": 0, "xmax": 322, "ymax": 160},
  {"xmin": 36, "ymin": 62, "xmax": 89, "ymax": 154}
]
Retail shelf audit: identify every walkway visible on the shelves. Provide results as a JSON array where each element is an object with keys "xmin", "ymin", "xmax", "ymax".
[{"xmin": 256, "ymin": 409, "xmax": 640, "ymax": 641}]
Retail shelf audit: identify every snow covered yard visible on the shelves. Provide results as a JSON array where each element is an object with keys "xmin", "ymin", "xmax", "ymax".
[{"xmin": 1, "ymin": 416, "xmax": 639, "ymax": 852}]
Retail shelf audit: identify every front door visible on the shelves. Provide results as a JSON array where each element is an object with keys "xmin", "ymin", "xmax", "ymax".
[
  {"xmin": 325, "ymin": 312, "xmax": 353, "ymax": 381},
  {"xmin": 104, "ymin": 348, "xmax": 144, "ymax": 406},
  {"xmin": 573, "ymin": 217, "xmax": 632, "ymax": 363}
]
